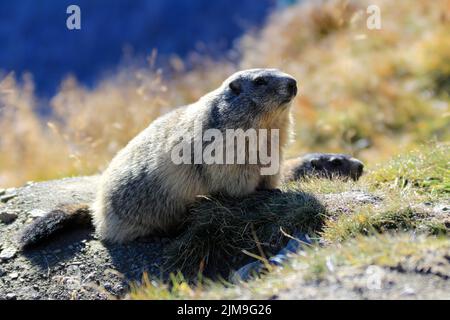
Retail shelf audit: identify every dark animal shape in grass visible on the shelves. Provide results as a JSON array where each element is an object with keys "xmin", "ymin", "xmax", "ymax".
[{"xmin": 282, "ymin": 153, "xmax": 364, "ymax": 182}]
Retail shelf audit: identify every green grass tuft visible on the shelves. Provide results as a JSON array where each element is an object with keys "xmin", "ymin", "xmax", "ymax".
[{"xmin": 366, "ymin": 142, "xmax": 449, "ymax": 196}]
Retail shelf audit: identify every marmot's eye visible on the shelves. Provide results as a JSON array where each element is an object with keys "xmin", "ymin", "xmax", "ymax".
[
  {"xmin": 254, "ymin": 77, "xmax": 268, "ymax": 86},
  {"xmin": 330, "ymin": 158, "xmax": 342, "ymax": 166}
]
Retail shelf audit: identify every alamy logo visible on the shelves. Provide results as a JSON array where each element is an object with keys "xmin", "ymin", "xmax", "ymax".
[
  {"xmin": 66, "ymin": 5, "xmax": 81, "ymax": 30},
  {"xmin": 170, "ymin": 119, "xmax": 280, "ymax": 176},
  {"xmin": 366, "ymin": 5, "xmax": 381, "ymax": 30},
  {"xmin": 366, "ymin": 265, "xmax": 384, "ymax": 290}
]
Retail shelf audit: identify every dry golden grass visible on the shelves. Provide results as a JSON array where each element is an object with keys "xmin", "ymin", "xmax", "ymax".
[
  {"xmin": 238, "ymin": 0, "xmax": 450, "ymax": 160},
  {"xmin": 0, "ymin": 65, "xmax": 167, "ymax": 186},
  {"xmin": 1, "ymin": 0, "xmax": 449, "ymax": 187}
]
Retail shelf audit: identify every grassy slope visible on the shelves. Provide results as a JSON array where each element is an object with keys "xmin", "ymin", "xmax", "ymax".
[{"xmin": 130, "ymin": 143, "xmax": 449, "ymax": 299}]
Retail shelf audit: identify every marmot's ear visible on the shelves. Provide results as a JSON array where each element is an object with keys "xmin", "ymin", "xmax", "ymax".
[
  {"xmin": 329, "ymin": 157, "xmax": 342, "ymax": 166},
  {"xmin": 229, "ymin": 79, "xmax": 242, "ymax": 95}
]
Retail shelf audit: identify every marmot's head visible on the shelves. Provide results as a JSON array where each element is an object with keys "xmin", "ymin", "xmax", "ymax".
[
  {"xmin": 216, "ymin": 69, "xmax": 297, "ymax": 121},
  {"xmin": 301, "ymin": 153, "xmax": 364, "ymax": 181}
]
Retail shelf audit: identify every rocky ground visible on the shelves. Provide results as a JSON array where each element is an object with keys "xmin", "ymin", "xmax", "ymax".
[
  {"xmin": 0, "ymin": 177, "xmax": 168, "ymax": 300},
  {"xmin": 230, "ymin": 250, "xmax": 450, "ymax": 300},
  {"xmin": 0, "ymin": 177, "xmax": 448, "ymax": 300}
]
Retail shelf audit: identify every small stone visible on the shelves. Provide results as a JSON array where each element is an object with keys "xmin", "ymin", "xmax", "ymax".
[
  {"xmin": 115, "ymin": 284, "xmax": 125, "ymax": 293},
  {"xmin": 0, "ymin": 193, "xmax": 17, "ymax": 203},
  {"xmin": 401, "ymin": 286, "xmax": 416, "ymax": 296},
  {"xmin": 0, "ymin": 189, "xmax": 5, "ymax": 196},
  {"xmin": 6, "ymin": 293, "xmax": 17, "ymax": 300},
  {"xmin": 29, "ymin": 209, "xmax": 46, "ymax": 218},
  {"xmin": 0, "ymin": 188, "xmax": 17, "ymax": 203},
  {"xmin": 0, "ymin": 247, "xmax": 17, "ymax": 261},
  {"xmin": 0, "ymin": 211, "xmax": 18, "ymax": 224},
  {"xmin": 30, "ymin": 290, "xmax": 41, "ymax": 299},
  {"xmin": 103, "ymin": 282, "xmax": 113, "ymax": 291},
  {"xmin": 53, "ymin": 249, "xmax": 62, "ymax": 254},
  {"xmin": 9, "ymin": 272, "xmax": 19, "ymax": 279}
]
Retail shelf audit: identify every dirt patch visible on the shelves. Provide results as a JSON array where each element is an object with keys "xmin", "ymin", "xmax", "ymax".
[{"xmin": 0, "ymin": 177, "xmax": 167, "ymax": 300}]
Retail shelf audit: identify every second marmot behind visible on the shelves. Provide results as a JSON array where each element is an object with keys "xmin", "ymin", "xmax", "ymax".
[{"xmin": 282, "ymin": 153, "xmax": 364, "ymax": 182}]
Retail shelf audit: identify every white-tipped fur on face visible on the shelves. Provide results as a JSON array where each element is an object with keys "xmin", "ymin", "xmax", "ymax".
[{"xmin": 92, "ymin": 68, "xmax": 298, "ymax": 243}]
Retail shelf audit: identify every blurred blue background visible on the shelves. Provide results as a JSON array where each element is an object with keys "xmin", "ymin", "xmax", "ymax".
[{"xmin": 0, "ymin": 0, "xmax": 280, "ymax": 96}]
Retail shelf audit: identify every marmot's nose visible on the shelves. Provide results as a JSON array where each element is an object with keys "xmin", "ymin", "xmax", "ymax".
[
  {"xmin": 286, "ymin": 78, "xmax": 297, "ymax": 97},
  {"xmin": 356, "ymin": 162, "xmax": 364, "ymax": 176},
  {"xmin": 351, "ymin": 159, "xmax": 364, "ymax": 180}
]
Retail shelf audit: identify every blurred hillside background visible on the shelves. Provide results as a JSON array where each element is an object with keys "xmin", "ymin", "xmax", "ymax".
[
  {"xmin": 0, "ymin": 0, "xmax": 275, "ymax": 96},
  {"xmin": 0, "ymin": 0, "xmax": 449, "ymax": 187}
]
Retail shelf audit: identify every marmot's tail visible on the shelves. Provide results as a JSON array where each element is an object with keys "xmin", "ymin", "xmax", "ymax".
[{"xmin": 18, "ymin": 204, "xmax": 92, "ymax": 250}]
